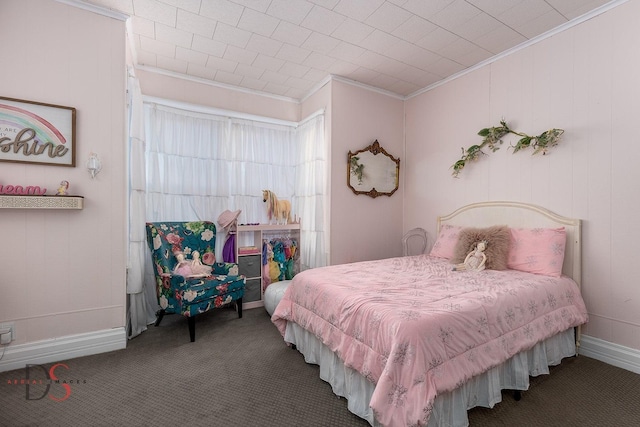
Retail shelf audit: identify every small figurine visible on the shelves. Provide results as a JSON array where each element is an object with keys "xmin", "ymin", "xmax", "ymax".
[
  {"xmin": 57, "ymin": 180, "xmax": 69, "ymax": 196},
  {"xmin": 262, "ymin": 190, "xmax": 291, "ymax": 225},
  {"xmin": 453, "ymin": 240, "xmax": 487, "ymax": 272}
]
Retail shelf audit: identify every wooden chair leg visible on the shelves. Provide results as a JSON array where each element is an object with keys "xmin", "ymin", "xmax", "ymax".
[
  {"xmin": 237, "ymin": 298, "xmax": 243, "ymax": 318},
  {"xmin": 188, "ymin": 316, "xmax": 196, "ymax": 342},
  {"xmin": 155, "ymin": 309, "xmax": 166, "ymax": 327}
]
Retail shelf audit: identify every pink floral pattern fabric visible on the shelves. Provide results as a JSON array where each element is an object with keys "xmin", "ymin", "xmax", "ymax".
[
  {"xmin": 272, "ymin": 255, "xmax": 588, "ymax": 427},
  {"xmin": 429, "ymin": 224, "xmax": 462, "ymax": 259},
  {"xmin": 508, "ymin": 227, "xmax": 566, "ymax": 277}
]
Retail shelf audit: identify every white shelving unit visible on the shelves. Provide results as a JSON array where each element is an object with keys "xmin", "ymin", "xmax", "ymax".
[{"xmin": 236, "ymin": 223, "xmax": 300, "ymax": 310}]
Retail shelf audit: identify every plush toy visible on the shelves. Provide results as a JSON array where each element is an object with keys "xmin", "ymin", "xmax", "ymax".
[
  {"xmin": 190, "ymin": 251, "xmax": 212, "ymax": 276},
  {"xmin": 172, "ymin": 251, "xmax": 213, "ymax": 277},
  {"xmin": 173, "ymin": 252, "xmax": 194, "ymax": 277},
  {"xmin": 453, "ymin": 240, "xmax": 487, "ymax": 272}
]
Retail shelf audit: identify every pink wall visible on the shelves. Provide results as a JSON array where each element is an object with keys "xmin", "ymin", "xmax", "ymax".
[
  {"xmin": 0, "ymin": 0, "xmax": 127, "ymax": 344},
  {"xmin": 138, "ymin": 69, "xmax": 299, "ymax": 122},
  {"xmin": 330, "ymin": 80, "xmax": 404, "ymax": 264},
  {"xmin": 4, "ymin": 0, "xmax": 637, "ymax": 363},
  {"xmin": 404, "ymin": 0, "xmax": 640, "ymax": 351}
]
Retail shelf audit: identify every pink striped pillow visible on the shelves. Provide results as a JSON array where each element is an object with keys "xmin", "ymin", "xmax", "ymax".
[
  {"xmin": 508, "ymin": 227, "xmax": 566, "ymax": 277},
  {"xmin": 429, "ymin": 225, "xmax": 462, "ymax": 260}
]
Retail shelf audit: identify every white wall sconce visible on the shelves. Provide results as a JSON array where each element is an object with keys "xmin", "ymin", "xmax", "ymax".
[{"xmin": 86, "ymin": 152, "xmax": 102, "ymax": 179}]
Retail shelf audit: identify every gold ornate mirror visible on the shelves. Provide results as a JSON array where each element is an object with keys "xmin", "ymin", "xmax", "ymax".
[{"xmin": 347, "ymin": 140, "xmax": 400, "ymax": 198}]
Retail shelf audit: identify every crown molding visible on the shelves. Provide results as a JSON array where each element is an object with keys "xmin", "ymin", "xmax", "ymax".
[
  {"xmin": 330, "ymin": 75, "xmax": 405, "ymax": 100},
  {"xmin": 135, "ymin": 65, "xmax": 300, "ymax": 105},
  {"xmin": 300, "ymin": 74, "xmax": 405, "ymax": 105},
  {"xmin": 55, "ymin": 0, "xmax": 129, "ymax": 21},
  {"xmin": 143, "ymin": 95, "xmax": 299, "ymax": 128},
  {"xmin": 300, "ymin": 75, "xmax": 332, "ymax": 104}
]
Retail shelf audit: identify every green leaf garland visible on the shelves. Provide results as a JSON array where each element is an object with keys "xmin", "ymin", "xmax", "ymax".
[{"xmin": 451, "ymin": 119, "xmax": 564, "ymax": 177}]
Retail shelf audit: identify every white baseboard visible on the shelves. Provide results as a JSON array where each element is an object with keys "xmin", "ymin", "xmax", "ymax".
[
  {"xmin": 579, "ymin": 334, "xmax": 640, "ymax": 374},
  {"xmin": 0, "ymin": 330, "xmax": 636, "ymax": 376},
  {"xmin": 0, "ymin": 327, "xmax": 126, "ymax": 373}
]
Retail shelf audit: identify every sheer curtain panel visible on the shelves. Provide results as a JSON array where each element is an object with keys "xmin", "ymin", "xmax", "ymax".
[
  {"xmin": 143, "ymin": 105, "xmax": 298, "ymax": 250},
  {"xmin": 132, "ymin": 101, "xmax": 327, "ymax": 337},
  {"xmin": 142, "ymin": 103, "xmax": 327, "ymax": 260},
  {"xmin": 294, "ymin": 113, "xmax": 328, "ymax": 269},
  {"xmin": 126, "ymin": 69, "xmax": 157, "ymax": 339}
]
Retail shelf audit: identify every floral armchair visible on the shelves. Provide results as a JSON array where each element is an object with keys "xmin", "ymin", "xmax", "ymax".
[{"xmin": 146, "ymin": 221, "xmax": 245, "ymax": 342}]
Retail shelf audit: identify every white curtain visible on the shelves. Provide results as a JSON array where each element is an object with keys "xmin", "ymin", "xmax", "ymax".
[
  {"xmin": 294, "ymin": 113, "xmax": 328, "ymax": 269},
  {"xmin": 143, "ymin": 104, "xmax": 301, "ymax": 255},
  {"xmin": 126, "ymin": 68, "xmax": 157, "ymax": 339},
  {"xmin": 129, "ymin": 100, "xmax": 327, "ymax": 337},
  {"xmin": 143, "ymin": 103, "xmax": 328, "ymax": 259}
]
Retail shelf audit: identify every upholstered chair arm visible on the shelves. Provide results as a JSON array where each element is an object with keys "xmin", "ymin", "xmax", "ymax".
[
  {"xmin": 157, "ymin": 272, "xmax": 188, "ymax": 291},
  {"xmin": 211, "ymin": 262, "xmax": 241, "ymax": 277}
]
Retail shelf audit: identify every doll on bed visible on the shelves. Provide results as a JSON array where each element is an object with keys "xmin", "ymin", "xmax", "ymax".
[{"xmin": 453, "ymin": 240, "xmax": 487, "ymax": 272}]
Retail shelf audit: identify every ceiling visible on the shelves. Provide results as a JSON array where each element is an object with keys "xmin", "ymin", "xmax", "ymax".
[{"xmin": 79, "ymin": 0, "xmax": 615, "ymax": 101}]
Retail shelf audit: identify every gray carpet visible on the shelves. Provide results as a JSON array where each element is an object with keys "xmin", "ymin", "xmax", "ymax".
[{"xmin": 1, "ymin": 307, "xmax": 639, "ymax": 427}]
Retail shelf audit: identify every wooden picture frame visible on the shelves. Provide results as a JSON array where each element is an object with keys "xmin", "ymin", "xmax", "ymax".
[
  {"xmin": 347, "ymin": 140, "xmax": 400, "ymax": 198},
  {"xmin": 0, "ymin": 96, "xmax": 76, "ymax": 167}
]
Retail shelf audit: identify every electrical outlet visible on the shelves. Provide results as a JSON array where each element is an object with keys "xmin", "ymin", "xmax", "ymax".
[{"xmin": 0, "ymin": 322, "xmax": 14, "ymax": 344}]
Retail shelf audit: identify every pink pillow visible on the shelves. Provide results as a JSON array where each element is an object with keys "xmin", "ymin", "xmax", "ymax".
[
  {"xmin": 508, "ymin": 227, "xmax": 566, "ymax": 277},
  {"xmin": 429, "ymin": 225, "xmax": 462, "ymax": 259}
]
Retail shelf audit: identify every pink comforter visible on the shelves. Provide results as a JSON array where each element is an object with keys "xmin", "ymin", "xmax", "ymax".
[{"xmin": 272, "ymin": 255, "xmax": 588, "ymax": 427}]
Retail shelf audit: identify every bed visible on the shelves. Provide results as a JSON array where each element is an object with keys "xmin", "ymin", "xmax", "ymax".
[{"xmin": 271, "ymin": 201, "xmax": 589, "ymax": 427}]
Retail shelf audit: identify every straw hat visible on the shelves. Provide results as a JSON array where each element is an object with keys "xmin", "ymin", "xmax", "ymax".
[{"xmin": 217, "ymin": 209, "xmax": 241, "ymax": 230}]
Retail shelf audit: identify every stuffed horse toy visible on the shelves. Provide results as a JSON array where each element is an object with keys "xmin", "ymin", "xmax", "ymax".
[{"xmin": 262, "ymin": 190, "xmax": 291, "ymax": 224}]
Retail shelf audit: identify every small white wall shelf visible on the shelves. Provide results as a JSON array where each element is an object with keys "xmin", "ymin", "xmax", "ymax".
[{"xmin": 0, "ymin": 195, "xmax": 84, "ymax": 209}]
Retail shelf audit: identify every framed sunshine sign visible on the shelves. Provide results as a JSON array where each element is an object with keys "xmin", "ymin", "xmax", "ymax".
[{"xmin": 0, "ymin": 96, "xmax": 76, "ymax": 167}]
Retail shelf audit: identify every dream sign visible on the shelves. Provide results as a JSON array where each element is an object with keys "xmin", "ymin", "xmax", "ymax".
[{"xmin": 0, "ymin": 183, "xmax": 47, "ymax": 195}]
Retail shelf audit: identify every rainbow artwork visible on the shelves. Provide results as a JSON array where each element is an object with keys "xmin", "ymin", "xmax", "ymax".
[{"xmin": 0, "ymin": 98, "xmax": 75, "ymax": 166}]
